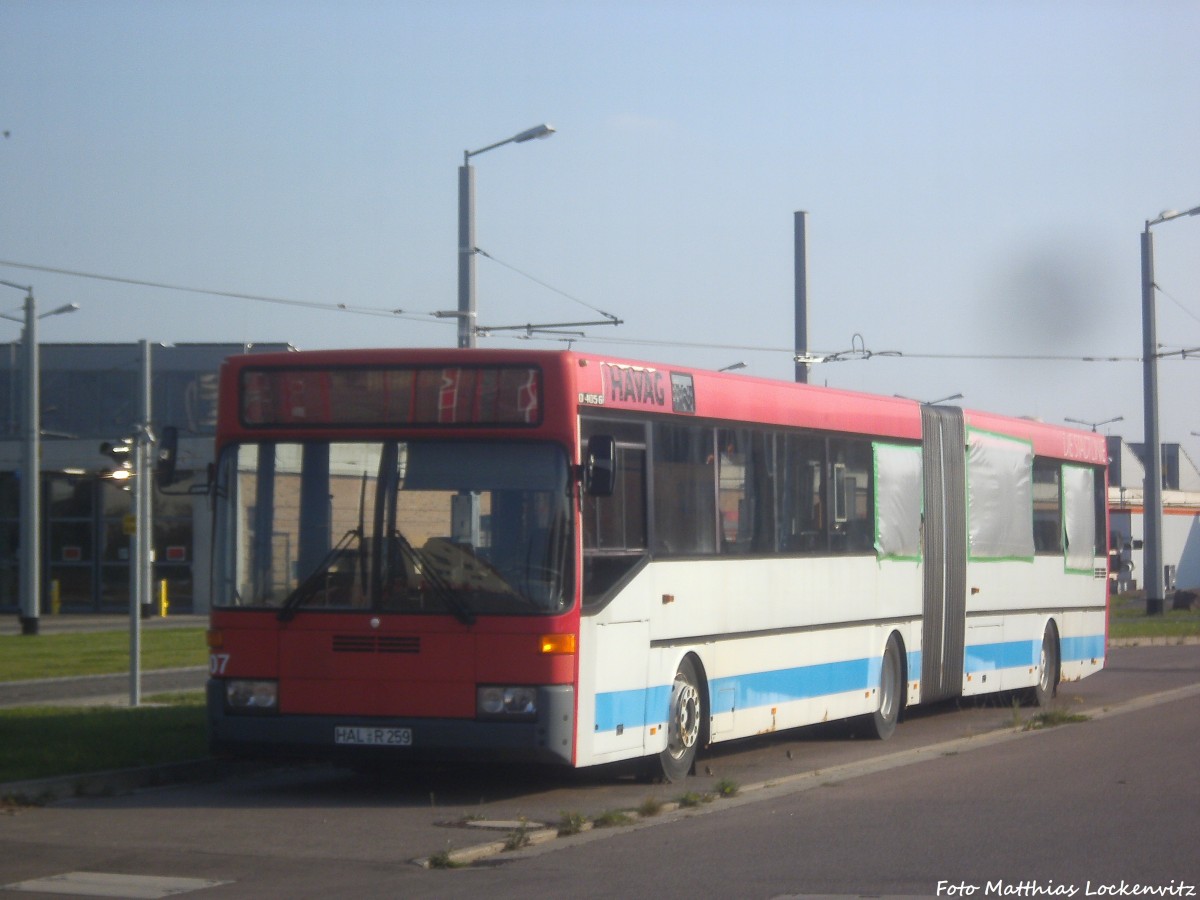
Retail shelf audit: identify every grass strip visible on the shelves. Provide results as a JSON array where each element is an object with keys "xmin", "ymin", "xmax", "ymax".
[
  {"xmin": 0, "ymin": 629, "xmax": 208, "ymax": 682},
  {"xmin": 0, "ymin": 693, "xmax": 208, "ymax": 784},
  {"xmin": 1108, "ymin": 594, "xmax": 1200, "ymax": 640}
]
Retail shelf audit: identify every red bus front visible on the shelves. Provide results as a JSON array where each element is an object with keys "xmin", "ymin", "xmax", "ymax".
[{"xmin": 205, "ymin": 351, "xmax": 581, "ymax": 767}]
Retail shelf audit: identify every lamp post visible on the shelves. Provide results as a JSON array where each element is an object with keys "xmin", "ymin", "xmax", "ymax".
[
  {"xmin": 1141, "ymin": 204, "xmax": 1200, "ymax": 615},
  {"xmin": 1065, "ymin": 415, "xmax": 1124, "ymax": 433},
  {"xmin": 457, "ymin": 124, "xmax": 555, "ymax": 349},
  {"xmin": 0, "ymin": 280, "xmax": 79, "ymax": 634}
]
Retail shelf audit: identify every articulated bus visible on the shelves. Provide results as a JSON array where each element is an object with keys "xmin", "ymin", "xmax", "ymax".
[{"xmin": 205, "ymin": 348, "xmax": 1109, "ymax": 780}]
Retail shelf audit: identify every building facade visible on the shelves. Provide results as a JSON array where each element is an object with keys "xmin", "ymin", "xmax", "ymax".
[
  {"xmin": 0, "ymin": 342, "xmax": 291, "ymax": 616},
  {"xmin": 1108, "ymin": 435, "xmax": 1200, "ymax": 595}
]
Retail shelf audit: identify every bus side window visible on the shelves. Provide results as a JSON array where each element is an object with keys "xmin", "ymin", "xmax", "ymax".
[
  {"xmin": 780, "ymin": 434, "xmax": 827, "ymax": 553},
  {"xmin": 581, "ymin": 419, "xmax": 648, "ymax": 606},
  {"xmin": 717, "ymin": 429, "xmax": 778, "ymax": 555},
  {"xmin": 652, "ymin": 422, "xmax": 716, "ymax": 556},
  {"xmin": 1033, "ymin": 459, "xmax": 1062, "ymax": 554},
  {"xmin": 829, "ymin": 439, "xmax": 874, "ymax": 554},
  {"xmin": 582, "ymin": 445, "xmax": 646, "ymax": 554}
]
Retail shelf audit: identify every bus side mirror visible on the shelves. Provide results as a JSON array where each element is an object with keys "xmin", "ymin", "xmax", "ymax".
[
  {"xmin": 584, "ymin": 435, "xmax": 616, "ymax": 497},
  {"xmin": 156, "ymin": 426, "xmax": 179, "ymax": 488}
]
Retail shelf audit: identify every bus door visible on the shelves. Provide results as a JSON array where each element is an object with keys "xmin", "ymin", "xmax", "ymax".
[
  {"xmin": 580, "ymin": 418, "xmax": 651, "ymax": 759},
  {"xmin": 920, "ymin": 405, "xmax": 967, "ymax": 702}
]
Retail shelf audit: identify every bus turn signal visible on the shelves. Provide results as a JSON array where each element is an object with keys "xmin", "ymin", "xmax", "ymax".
[{"xmin": 539, "ymin": 633, "xmax": 576, "ymax": 655}]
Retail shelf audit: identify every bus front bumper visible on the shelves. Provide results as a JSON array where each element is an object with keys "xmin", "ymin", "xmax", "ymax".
[{"xmin": 206, "ymin": 681, "xmax": 576, "ymax": 767}]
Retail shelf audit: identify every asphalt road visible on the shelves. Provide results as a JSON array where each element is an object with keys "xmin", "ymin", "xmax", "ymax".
[{"xmin": 1, "ymin": 643, "xmax": 1197, "ymax": 899}]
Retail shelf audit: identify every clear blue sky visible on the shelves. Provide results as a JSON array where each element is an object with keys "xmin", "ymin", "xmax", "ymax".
[{"xmin": 2, "ymin": 1, "xmax": 1197, "ymax": 453}]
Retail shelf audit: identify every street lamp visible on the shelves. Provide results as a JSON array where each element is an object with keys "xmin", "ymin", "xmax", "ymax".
[
  {"xmin": 0, "ymin": 280, "xmax": 79, "ymax": 635},
  {"xmin": 457, "ymin": 124, "xmax": 556, "ymax": 349},
  {"xmin": 1065, "ymin": 415, "xmax": 1124, "ymax": 433},
  {"xmin": 1141, "ymin": 203, "xmax": 1200, "ymax": 615}
]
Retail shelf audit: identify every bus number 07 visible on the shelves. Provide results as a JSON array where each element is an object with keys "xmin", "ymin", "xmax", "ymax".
[{"xmin": 210, "ymin": 654, "xmax": 230, "ymax": 675}]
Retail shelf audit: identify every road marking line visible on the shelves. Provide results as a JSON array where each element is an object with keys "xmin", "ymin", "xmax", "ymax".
[{"xmin": 0, "ymin": 871, "xmax": 228, "ymax": 898}]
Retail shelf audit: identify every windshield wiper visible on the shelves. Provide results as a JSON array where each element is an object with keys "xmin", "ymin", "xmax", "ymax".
[
  {"xmin": 277, "ymin": 528, "xmax": 361, "ymax": 622},
  {"xmin": 392, "ymin": 530, "xmax": 476, "ymax": 626}
]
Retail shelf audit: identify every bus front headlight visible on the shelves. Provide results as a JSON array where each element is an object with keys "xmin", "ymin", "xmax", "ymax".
[
  {"xmin": 225, "ymin": 679, "xmax": 278, "ymax": 714},
  {"xmin": 476, "ymin": 686, "xmax": 537, "ymax": 719}
]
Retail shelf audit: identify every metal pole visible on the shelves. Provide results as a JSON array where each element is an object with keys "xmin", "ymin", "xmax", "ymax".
[
  {"xmin": 19, "ymin": 291, "xmax": 40, "ymax": 635},
  {"xmin": 139, "ymin": 341, "xmax": 153, "ymax": 622},
  {"xmin": 455, "ymin": 126, "xmax": 553, "ymax": 350},
  {"xmin": 794, "ymin": 211, "xmax": 809, "ymax": 384},
  {"xmin": 129, "ymin": 340, "xmax": 153, "ymax": 705},
  {"xmin": 457, "ymin": 159, "xmax": 476, "ymax": 349},
  {"xmin": 1140, "ymin": 226, "xmax": 1164, "ymax": 615}
]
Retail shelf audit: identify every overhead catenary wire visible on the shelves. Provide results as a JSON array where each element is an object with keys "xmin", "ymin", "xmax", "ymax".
[
  {"xmin": 473, "ymin": 247, "xmax": 620, "ymax": 321},
  {"xmin": 569, "ymin": 330, "xmax": 1147, "ymax": 363},
  {"xmin": 1155, "ymin": 282, "xmax": 1200, "ymax": 329},
  {"xmin": 0, "ymin": 258, "xmax": 440, "ymax": 323},
  {"xmin": 0, "ymin": 257, "xmax": 1185, "ymax": 364},
  {"xmin": 0, "ymin": 255, "xmax": 626, "ymax": 335}
]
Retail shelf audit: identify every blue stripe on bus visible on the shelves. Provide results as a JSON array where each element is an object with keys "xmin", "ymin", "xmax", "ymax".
[
  {"xmin": 594, "ymin": 657, "xmax": 874, "ymax": 733},
  {"xmin": 1061, "ymin": 634, "xmax": 1105, "ymax": 662},
  {"xmin": 593, "ymin": 684, "xmax": 670, "ymax": 732},
  {"xmin": 965, "ymin": 634, "xmax": 1106, "ymax": 673},
  {"xmin": 964, "ymin": 640, "xmax": 1038, "ymax": 673},
  {"xmin": 592, "ymin": 637, "xmax": 1102, "ymax": 735},
  {"xmin": 709, "ymin": 658, "xmax": 873, "ymax": 716}
]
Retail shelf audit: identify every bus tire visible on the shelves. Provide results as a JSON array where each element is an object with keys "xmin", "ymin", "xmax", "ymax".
[
  {"xmin": 869, "ymin": 633, "xmax": 904, "ymax": 741},
  {"xmin": 1034, "ymin": 622, "xmax": 1060, "ymax": 708},
  {"xmin": 658, "ymin": 657, "xmax": 703, "ymax": 782}
]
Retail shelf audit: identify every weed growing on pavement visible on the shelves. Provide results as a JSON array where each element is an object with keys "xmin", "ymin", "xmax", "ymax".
[
  {"xmin": 592, "ymin": 809, "xmax": 634, "ymax": 828},
  {"xmin": 1023, "ymin": 709, "xmax": 1089, "ymax": 730},
  {"xmin": 426, "ymin": 846, "xmax": 466, "ymax": 869},
  {"xmin": 558, "ymin": 811, "xmax": 587, "ymax": 835},
  {"xmin": 503, "ymin": 819, "xmax": 531, "ymax": 851},
  {"xmin": 638, "ymin": 796, "xmax": 664, "ymax": 817},
  {"xmin": 714, "ymin": 778, "xmax": 739, "ymax": 798}
]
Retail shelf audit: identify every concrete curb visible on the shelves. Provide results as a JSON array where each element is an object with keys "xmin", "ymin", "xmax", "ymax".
[{"xmin": 1, "ymin": 759, "xmax": 226, "ymax": 806}]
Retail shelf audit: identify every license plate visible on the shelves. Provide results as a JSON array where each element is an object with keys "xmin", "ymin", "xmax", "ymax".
[{"xmin": 334, "ymin": 726, "xmax": 412, "ymax": 747}]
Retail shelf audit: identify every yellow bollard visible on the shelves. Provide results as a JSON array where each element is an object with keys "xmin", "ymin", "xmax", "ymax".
[{"xmin": 159, "ymin": 579, "xmax": 169, "ymax": 617}]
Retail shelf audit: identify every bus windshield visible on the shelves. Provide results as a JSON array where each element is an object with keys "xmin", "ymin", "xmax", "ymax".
[{"xmin": 213, "ymin": 440, "xmax": 572, "ymax": 618}]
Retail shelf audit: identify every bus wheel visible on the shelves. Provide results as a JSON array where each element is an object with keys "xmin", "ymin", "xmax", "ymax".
[
  {"xmin": 869, "ymin": 633, "xmax": 903, "ymax": 740},
  {"xmin": 658, "ymin": 658, "xmax": 702, "ymax": 782},
  {"xmin": 1034, "ymin": 623, "xmax": 1060, "ymax": 707}
]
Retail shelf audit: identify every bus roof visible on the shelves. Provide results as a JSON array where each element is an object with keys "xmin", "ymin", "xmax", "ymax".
[{"xmin": 218, "ymin": 347, "xmax": 1106, "ymax": 464}]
